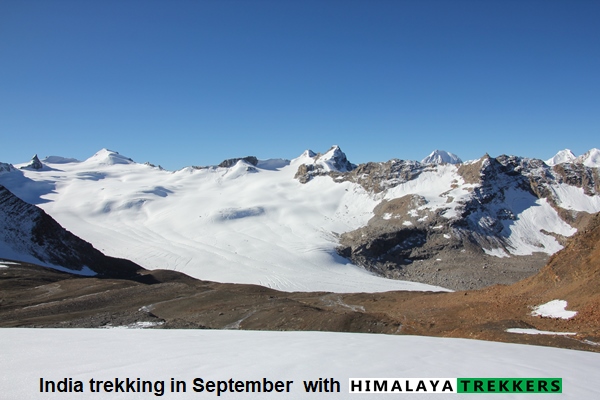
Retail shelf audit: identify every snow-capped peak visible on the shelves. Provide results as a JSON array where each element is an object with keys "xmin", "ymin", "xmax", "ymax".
[
  {"xmin": 315, "ymin": 145, "xmax": 355, "ymax": 172},
  {"xmin": 546, "ymin": 149, "xmax": 576, "ymax": 166},
  {"xmin": 292, "ymin": 146, "xmax": 355, "ymax": 173},
  {"xmin": 302, "ymin": 149, "xmax": 317, "ymax": 158},
  {"xmin": 421, "ymin": 150, "xmax": 463, "ymax": 164},
  {"xmin": 84, "ymin": 149, "xmax": 134, "ymax": 166},
  {"xmin": 576, "ymin": 148, "xmax": 600, "ymax": 168}
]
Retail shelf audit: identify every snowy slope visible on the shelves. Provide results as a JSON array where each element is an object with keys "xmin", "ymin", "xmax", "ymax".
[
  {"xmin": 577, "ymin": 148, "xmax": 600, "ymax": 167},
  {"xmin": 0, "ymin": 149, "xmax": 444, "ymax": 293},
  {"xmin": 2, "ymin": 328, "xmax": 599, "ymax": 399}
]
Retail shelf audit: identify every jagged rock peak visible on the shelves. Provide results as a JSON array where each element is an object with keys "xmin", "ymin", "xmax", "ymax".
[
  {"xmin": 315, "ymin": 145, "xmax": 355, "ymax": 172},
  {"xmin": 546, "ymin": 149, "xmax": 576, "ymax": 166},
  {"xmin": 218, "ymin": 156, "xmax": 258, "ymax": 168},
  {"xmin": 421, "ymin": 150, "xmax": 463, "ymax": 165},
  {"xmin": 21, "ymin": 154, "xmax": 44, "ymax": 170}
]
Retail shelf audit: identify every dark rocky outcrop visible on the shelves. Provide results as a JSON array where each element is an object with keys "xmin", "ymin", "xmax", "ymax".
[
  {"xmin": 218, "ymin": 156, "xmax": 259, "ymax": 168},
  {"xmin": 20, "ymin": 154, "xmax": 43, "ymax": 170},
  {"xmin": 0, "ymin": 185, "xmax": 142, "ymax": 278}
]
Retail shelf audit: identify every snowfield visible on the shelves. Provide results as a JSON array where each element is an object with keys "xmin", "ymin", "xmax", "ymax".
[
  {"xmin": 2, "ymin": 328, "xmax": 600, "ymax": 399},
  {"xmin": 3, "ymin": 149, "xmax": 448, "ymax": 293}
]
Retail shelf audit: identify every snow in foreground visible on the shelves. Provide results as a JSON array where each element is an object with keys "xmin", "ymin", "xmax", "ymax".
[
  {"xmin": 531, "ymin": 299, "xmax": 578, "ymax": 320},
  {"xmin": 2, "ymin": 329, "xmax": 599, "ymax": 399}
]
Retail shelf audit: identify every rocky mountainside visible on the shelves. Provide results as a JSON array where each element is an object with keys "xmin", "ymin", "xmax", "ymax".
[
  {"xmin": 0, "ymin": 184, "xmax": 141, "ymax": 278},
  {"xmin": 296, "ymin": 149, "xmax": 600, "ymax": 290}
]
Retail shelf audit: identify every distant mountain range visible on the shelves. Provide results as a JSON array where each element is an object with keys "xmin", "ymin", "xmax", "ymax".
[
  {"xmin": 545, "ymin": 148, "xmax": 600, "ymax": 167},
  {"xmin": 1, "ymin": 146, "xmax": 599, "ymax": 291}
]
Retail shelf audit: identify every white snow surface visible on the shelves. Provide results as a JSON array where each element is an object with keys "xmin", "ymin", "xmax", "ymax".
[
  {"xmin": 532, "ymin": 300, "xmax": 578, "ymax": 320},
  {"xmin": 41, "ymin": 156, "xmax": 80, "ymax": 164},
  {"xmin": 502, "ymin": 197, "xmax": 576, "ymax": 256},
  {"xmin": 577, "ymin": 148, "xmax": 600, "ymax": 167},
  {"xmin": 2, "ymin": 328, "xmax": 600, "ymax": 399},
  {"xmin": 546, "ymin": 148, "xmax": 600, "ymax": 167},
  {"xmin": 506, "ymin": 328, "xmax": 577, "ymax": 336},
  {"xmin": 4, "ymin": 149, "xmax": 446, "ymax": 293},
  {"xmin": 421, "ymin": 150, "xmax": 463, "ymax": 164},
  {"xmin": 549, "ymin": 184, "xmax": 600, "ymax": 213},
  {"xmin": 545, "ymin": 149, "xmax": 576, "ymax": 166}
]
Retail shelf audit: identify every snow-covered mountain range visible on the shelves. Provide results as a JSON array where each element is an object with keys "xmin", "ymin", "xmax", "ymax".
[
  {"xmin": 1, "ymin": 146, "xmax": 599, "ymax": 292},
  {"xmin": 546, "ymin": 148, "xmax": 600, "ymax": 167}
]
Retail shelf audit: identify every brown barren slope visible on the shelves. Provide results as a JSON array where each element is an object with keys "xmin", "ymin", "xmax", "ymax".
[{"xmin": 342, "ymin": 212, "xmax": 600, "ymax": 351}]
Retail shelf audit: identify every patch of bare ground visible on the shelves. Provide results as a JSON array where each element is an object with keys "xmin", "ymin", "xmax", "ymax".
[{"xmin": 1, "ymin": 213, "xmax": 598, "ymax": 352}]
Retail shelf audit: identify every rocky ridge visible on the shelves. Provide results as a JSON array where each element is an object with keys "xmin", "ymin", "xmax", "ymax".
[{"xmin": 295, "ymin": 148, "xmax": 600, "ymax": 290}]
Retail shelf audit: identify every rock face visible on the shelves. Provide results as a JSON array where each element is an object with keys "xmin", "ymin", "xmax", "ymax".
[
  {"xmin": 0, "ymin": 185, "xmax": 142, "ymax": 278},
  {"xmin": 294, "ymin": 146, "xmax": 355, "ymax": 183},
  {"xmin": 297, "ymin": 152, "xmax": 600, "ymax": 290},
  {"xmin": 218, "ymin": 156, "xmax": 259, "ymax": 168},
  {"xmin": 20, "ymin": 154, "xmax": 43, "ymax": 170}
]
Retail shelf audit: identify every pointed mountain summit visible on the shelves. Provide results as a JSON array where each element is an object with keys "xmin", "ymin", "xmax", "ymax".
[
  {"xmin": 421, "ymin": 150, "xmax": 462, "ymax": 164},
  {"xmin": 20, "ymin": 154, "xmax": 44, "ymax": 170},
  {"xmin": 546, "ymin": 149, "xmax": 576, "ymax": 166},
  {"xmin": 314, "ymin": 145, "xmax": 355, "ymax": 172},
  {"xmin": 301, "ymin": 149, "xmax": 317, "ymax": 158}
]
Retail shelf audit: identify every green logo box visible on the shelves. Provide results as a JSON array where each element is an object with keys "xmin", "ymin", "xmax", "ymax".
[{"xmin": 457, "ymin": 378, "xmax": 562, "ymax": 393}]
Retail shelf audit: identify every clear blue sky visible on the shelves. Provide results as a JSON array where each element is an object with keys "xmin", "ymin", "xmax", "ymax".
[{"xmin": 1, "ymin": 0, "xmax": 599, "ymax": 170}]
